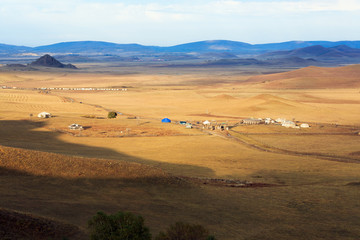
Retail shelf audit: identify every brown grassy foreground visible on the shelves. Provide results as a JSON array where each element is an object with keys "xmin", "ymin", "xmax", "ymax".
[
  {"xmin": 0, "ymin": 64, "xmax": 360, "ymax": 239},
  {"xmin": 0, "ymin": 208, "xmax": 84, "ymax": 240},
  {"xmin": 1, "ymin": 144, "xmax": 360, "ymax": 240}
]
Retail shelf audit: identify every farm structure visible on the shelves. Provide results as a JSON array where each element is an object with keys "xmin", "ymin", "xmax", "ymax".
[
  {"xmin": 242, "ymin": 118, "xmax": 262, "ymax": 125},
  {"xmin": 202, "ymin": 120, "xmax": 229, "ymax": 131},
  {"xmin": 240, "ymin": 117, "xmax": 310, "ymax": 129}
]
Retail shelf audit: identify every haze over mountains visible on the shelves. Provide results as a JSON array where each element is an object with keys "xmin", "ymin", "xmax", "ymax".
[
  {"xmin": 2, "ymin": 40, "xmax": 360, "ymax": 55},
  {"xmin": 1, "ymin": 40, "xmax": 360, "ymax": 66}
]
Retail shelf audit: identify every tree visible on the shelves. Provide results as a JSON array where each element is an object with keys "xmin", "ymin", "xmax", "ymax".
[
  {"xmin": 108, "ymin": 112, "xmax": 117, "ymax": 119},
  {"xmin": 155, "ymin": 222, "xmax": 216, "ymax": 240},
  {"xmin": 88, "ymin": 211, "xmax": 151, "ymax": 240}
]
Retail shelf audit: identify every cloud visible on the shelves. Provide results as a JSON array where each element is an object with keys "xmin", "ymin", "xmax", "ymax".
[{"xmin": 0, "ymin": 0, "xmax": 359, "ymax": 46}]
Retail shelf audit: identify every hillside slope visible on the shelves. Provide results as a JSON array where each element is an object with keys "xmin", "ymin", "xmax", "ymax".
[
  {"xmin": 246, "ymin": 64, "xmax": 360, "ymax": 89},
  {"xmin": 0, "ymin": 208, "xmax": 84, "ymax": 240}
]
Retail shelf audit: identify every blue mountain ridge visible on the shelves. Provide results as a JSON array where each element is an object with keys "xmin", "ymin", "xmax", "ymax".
[{"xmin": 1, "ymin": 40, "xmax": 360, "ymax": 55}]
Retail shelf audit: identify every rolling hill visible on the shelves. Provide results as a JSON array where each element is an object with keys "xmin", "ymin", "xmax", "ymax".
[
  {"xmin": 247, "ymin": 64, "xmax": 360, "ymax": 89},
  {"xmin": 32, "ymin": 41, "xmax": 160, "ymax": 55},
  {"xmin": 259, "ymin": 45, "xmax": 360, "ymax": 60},
  {"xmin": 200, "ymin": 56, "xmax": 318, "ymax": 67}
]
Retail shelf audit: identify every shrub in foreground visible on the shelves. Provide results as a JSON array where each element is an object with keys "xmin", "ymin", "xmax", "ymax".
[
  {"xmin": 88, "ymin": 211, "xmax": 151, "ymax": 240},
  {"xmin": 108, "ymin": 112, "xmax": 117, "ymax": 119}
]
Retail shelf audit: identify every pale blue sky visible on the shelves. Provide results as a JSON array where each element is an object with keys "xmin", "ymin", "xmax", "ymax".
[{"xmin": 0, "ymin": 0, "xmax": 359, "ymax": 46}]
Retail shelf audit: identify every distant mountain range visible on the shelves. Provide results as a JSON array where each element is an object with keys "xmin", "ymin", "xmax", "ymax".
[
  {"xmin": 1, "ymin": 40, "xmax": 360, "ymax": 67},
  {"xmin": 1, "ymin": 40, "xmax": 360, "ymax": 56}
]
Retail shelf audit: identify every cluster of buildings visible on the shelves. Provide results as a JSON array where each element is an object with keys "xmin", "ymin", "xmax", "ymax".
[
  {"xmin": 37, "ymin": 87, "xmax": 128, "ymax": 91},
  {"xmin": 202, "ymin": 120, "xmax": 229, "ymax": 131},
  {"xmin": 1, "ymin": 85, "xmax": 128, "ymax": 91},
  {"xmin": 241, "ymin": 117, "xmax": 310, "ymax": 129},
  {"xmin": 1, "ymin": 85, "xmax": 17, "ymax": 89}
]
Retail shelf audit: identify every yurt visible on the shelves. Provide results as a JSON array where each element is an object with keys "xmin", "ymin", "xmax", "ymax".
[
  {"xmin": 203, "ymin": 120, "xmax": 211, "ymax": 125},
  {"xmin": 161, "ymin": 118, "xmax": 171, "ymax": 123},
  {"xmin": 37, "ymin": 112, "xmax": 51, "ymax": 118}
]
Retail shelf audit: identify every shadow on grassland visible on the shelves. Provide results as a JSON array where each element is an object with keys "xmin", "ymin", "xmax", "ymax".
[
  {"xmin": 1, "ymin": 164, "xmax": 360, "ymax": 240},
  {"xmin": 0, "ymin": 119, "xmax": 214, "ymax": 177}
]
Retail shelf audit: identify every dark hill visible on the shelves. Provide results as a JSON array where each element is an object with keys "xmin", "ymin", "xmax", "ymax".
[{"xmin": 30, "ymin": 54, "xmax": 77, "ymax": 69}]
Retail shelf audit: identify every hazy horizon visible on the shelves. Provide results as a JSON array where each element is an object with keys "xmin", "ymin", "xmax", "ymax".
[
  {"xmin": 1, "ymin": 0, "xmax": 359, "ymax": 47},
  {"xmin": 2, "ymin": 39, "xmax": 360, "ymax": 48}
]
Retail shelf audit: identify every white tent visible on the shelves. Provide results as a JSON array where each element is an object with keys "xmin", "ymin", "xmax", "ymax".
[
  {"xmin": 203, "ymin": 120, "xmax": 211, "ymax": 125},
  {"xmin": 37, "ymin": 112, "xmax": 51, "ymax": 118},
  {"xmin": 300, "ymin": 123, "xmax": 310, "ymax": 128}
]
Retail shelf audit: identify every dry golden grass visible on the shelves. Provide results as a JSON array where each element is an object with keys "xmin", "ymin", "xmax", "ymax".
[
  {"xmin": 0, "ymin": 65, "xmax": 360, "ymax": 239},
  {"xmin": 0, "ymin": 145, "xmax": 170, "ymax": 179},
  {"xmin": 247, "ymin": 64, "xmax": 360, "ymax": 88},
  {"xmin": 1, "ymin": 144, "xmax": 360, "ymax": 240},
  {"xmin": 249, "ymin": 134, "xmax": 360, "ymax": 159}
]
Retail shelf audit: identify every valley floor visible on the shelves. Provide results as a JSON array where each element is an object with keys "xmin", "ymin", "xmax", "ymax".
[{"xmin": 0, "ymin": 66, "xmax": 360, "ymax": 239}]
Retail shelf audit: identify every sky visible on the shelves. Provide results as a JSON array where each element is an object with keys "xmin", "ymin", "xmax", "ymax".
[{"xmin": 0, "ymin": 0, "xmax": 360, "ymax": 46}]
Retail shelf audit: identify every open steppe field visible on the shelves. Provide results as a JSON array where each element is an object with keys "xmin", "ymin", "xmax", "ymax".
[{"xmin": 1, "ymin": 64, "xmax": 360, "ymax": 239}]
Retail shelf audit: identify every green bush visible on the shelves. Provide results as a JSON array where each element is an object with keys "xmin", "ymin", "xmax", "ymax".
[
  {"xmin": 88, "ymin": 211, "xmax": 151, "ymax": 240},
  {"xmin": 108, "ymin": 112, "xmax": 117, "ymax": 119},
  {"xmin": 155, "ymin": 222, "xmax": 215, "ymax": 240}
]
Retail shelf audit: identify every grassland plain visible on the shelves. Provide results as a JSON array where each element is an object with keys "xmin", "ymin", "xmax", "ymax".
[{"xmin": 0, "ymin": 65, "xmax": 360, "ymax": 239}]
